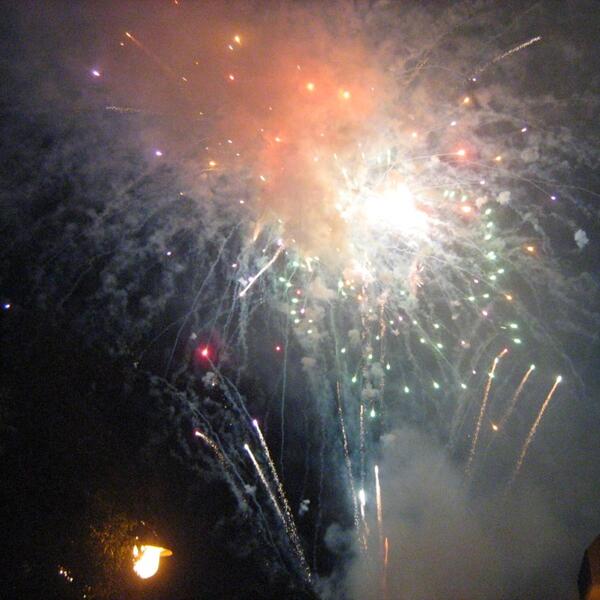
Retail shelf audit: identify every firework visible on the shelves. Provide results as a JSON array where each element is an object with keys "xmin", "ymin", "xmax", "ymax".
[
  {"xmin": 16, "ymin": 2, "xmax": 597, "ymax": 595},
  {"xmin": 466, "ymin": 348, "xmax": 508, "ymax": 476},
  {"xmin": 508, "ymin": 376, "xmax": 563, "ymax": 488}
]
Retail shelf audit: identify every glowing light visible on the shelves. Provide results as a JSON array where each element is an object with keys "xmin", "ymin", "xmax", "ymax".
[
  {"xmin": 91, "ymin": 69, "xmax": 101, "ymax": 77},
  {"xmin": 133, "ymin": 545, "xmax": 172, "ymax": 579},
  {"xmin": 154, "ymin": 150, "xmax": 163, "ymax": 157},
  {"xmin": 456, "ymin": 148, "xmax": 466, "ymax": 157},
  {"xmin": 306, "ymin": 82, "xmax": 315, "ymax": 92},
  {"xmin": 360, "ymin": 184, "xmax": 427, "ymax": 236},
  {"xmin": 339, "ymin": 89, "xmax": 351, "ymax": 100},
  {"xmin": 234, "ymin": 35, "xmax": 241, "ymax": 45}
]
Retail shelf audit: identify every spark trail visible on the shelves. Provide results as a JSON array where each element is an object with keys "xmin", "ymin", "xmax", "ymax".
[
  {"xmin": 474, "ymin": 36, "xmax": 542, "ymax": 77},
  {"xmin": 508, "ymin": 375, "xmax": 563, "ymax": 489},
  {"xmin": 194, "ymin": 429, "xmax": 226, "ymax": 467},
  {"xmin": 374, "ymin": 464, "xmax": 383, "ymax": 556},
  {"xmin": 243, "ymin": 443, "xmax": 311, "ymax": 581},
  {"xmin": 336, "ymin": 380, "xmax": 361, "ymax": 539},
  {"xmin": 497, "ymin": 364, "xmax": 536, "ymax": 431},
  {"xmin": 383, "ymin": 536, "xmax": 390, "ymax": 600},
  {"xmin": 466, "ymin": 348, "xmax": 508, "ymax": 476},
  {"xmin": 238, "ymin": 245, "xmax": 284, "ymax": 298},
  {"xmin": 251, "ymin": 420, "xmax": 310, "ymax": 580}
]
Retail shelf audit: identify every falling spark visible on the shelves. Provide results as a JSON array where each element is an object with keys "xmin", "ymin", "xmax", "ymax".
[
  {"xmin": 475, "ymin": 36, "xmax": 542, "ymax": 76},
  {"xmin": 239, "ymin": 245, "xmax": 284, "ymax": 297},
  {"xmin": 497, "ymin": 364, "xmax": 536, "ymax": 430},
  {"xmin": 194, "ymin": 429, "xmax": 226, "ymax": 467},
  {"xmin": 336, "ymin": 381, "xmax": 361, "ymax": 537},
  {"xmin": 374, "ymin": 464, "xmax": 383, "ymax": 555},
  {"xmin": 383, "ymin": 536, "xmax": 390, "ymax": 600},
  {"xmin": 508, "ymin": 376, "xmax": 563, "ymax": 487},
  {"xmin": 244, "ymin": 443, "xmax": 311, "ymax": 580},
  {"xmin": 123, "ymin": 30, "xmax": 180, "ymax": 80},
  {"xmin": 466, "ymin": 348, "xmax": 508, "ymax": 475},
  {"xmin": 251, "ymin": 420, "xmax": 309, "ymax": 578}
]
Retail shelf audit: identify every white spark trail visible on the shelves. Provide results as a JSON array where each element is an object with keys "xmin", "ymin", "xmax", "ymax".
[
  {"xmin": 251, "ymin": 420, "xmax": 311, "ymax": 580},
  {"xmin": 244, "ymin": 442, "xmax": 311, "ymax": 582},
  {"xmin": 239, "ymin": 245, "xmax": 284, "ymax": 298}
]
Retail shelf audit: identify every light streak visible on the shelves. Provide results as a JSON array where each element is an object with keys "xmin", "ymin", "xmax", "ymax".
[
  {"xmin": 244, "ymin": 442, "xmax": 311, "ymax": 581},
  {"xmin": 497, "ymin": 364, "xmax": 536, "ymax": 430},
  {"xmin": 475, "ymin": 36, "xmax": 542, "ymax": 76},
  {"xmin": 508, "ymin": 375, "xmax": 563, "ymax": 487},
  {"xmin": 383, "ymin": 536, "xmax": 390, "ymax": 600},
  {"xmin": 374, "ymin": 464, "xmax": 383, "ymax": 555},
  {"xmin": 336, "ymin": 381, "xmax": 361, "ymax": 538},
  {"xmin": 239, "ymin": 245, "xmax": 284, "ymax": 298},
  {"xmin": 123, "ymin": 31, "xmax": 180, "ymax": 80},
  {"xmin": 466, "ymin": 348, "xmax": 508, "ymax": 476},
  {"xmin": 194, "ymin": 429, "xmax": 226, "ymax": 467},
  {"xmin": 251, "ymin": 420, "xmax": 309, "ymax": 578}
]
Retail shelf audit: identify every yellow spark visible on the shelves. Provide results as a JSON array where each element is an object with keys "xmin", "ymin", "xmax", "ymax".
[
  {"xmin": 509, "ymin": 375, "xmax": 563, "ymax": 487},
  {"xmin": 463, "ymin": 96, "xmax": 471, "ymax": 104},
  {"xmin": 306, "ymin": 82, "xmax": 315, "ymax": 92},
  {"xmin": 466, "ymin": 348, "xmax": 508, "ymax": 476},
  {"xmin": 497, "ymin": 363, "xmax": 536, "ymax": 430},
  {"xmin": 234, "ymin": 35, "xmax": 241, "ymax": 45}
]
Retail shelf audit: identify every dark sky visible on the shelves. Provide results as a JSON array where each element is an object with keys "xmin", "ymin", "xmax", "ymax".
[{"xmin": 1, "ymin": 1, "xmax": 600, "ymax": 599}]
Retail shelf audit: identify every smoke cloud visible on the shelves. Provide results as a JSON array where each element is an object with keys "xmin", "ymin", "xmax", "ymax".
[{"xmin": 343, "ymin": 428, "xmax": 579, "ymax": 600}]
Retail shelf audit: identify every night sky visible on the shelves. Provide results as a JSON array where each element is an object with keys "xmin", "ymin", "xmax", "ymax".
[{"xmin": 2, "ymin": 2, "xmax": 600, "ymax": 599}]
